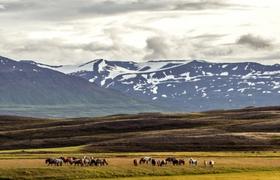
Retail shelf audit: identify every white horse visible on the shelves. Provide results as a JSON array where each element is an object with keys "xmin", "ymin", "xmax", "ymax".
[
  {"xmin": 209, "ymin": 160, "xmax": 215, "ymax": 167},
  {"xmin": 189, "ymin": 158, "xmax": 198, "ymax": 166},
  {"xmin": 140, "ymin": 157, "xmax": 152, "ymax": 164},
  {"xmin": 82, "ymin": 157, "xmax": 91, "ymax": 166},
  {"xmin": 204, "ymin": 160, "xmax": 215, "ymax": 167}
]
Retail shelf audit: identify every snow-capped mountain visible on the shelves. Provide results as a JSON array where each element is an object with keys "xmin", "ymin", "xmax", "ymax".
[{"xmin": 45, "ymin": 59, "xmax": 280, "ymax": 111}]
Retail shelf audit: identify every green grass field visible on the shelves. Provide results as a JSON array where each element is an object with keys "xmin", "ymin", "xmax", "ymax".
[{"xmin": 1, "ymin": 147, "xmax": 280, "ymax": 179}]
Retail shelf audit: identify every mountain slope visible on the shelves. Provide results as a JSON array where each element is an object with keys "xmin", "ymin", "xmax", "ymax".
[
  {"xmin": 0, "ymin": 56, "xmax": 159, "ymax": 117},
  {"xmin": 50, "ymin": 59, "xmax": 280, "ymax": 111}
]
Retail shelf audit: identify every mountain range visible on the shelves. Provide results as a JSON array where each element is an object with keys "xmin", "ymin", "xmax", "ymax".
[
  {"xmin": 0, "ymin": 55, "xmax": 279, "ymax": 117},
  {"xmin": 38, "ymin": 58, "xmax": 280, "ymax": 111},
  {"xmin": 0, "ymin": 56, "xmax": 159, "ymax": 117}
]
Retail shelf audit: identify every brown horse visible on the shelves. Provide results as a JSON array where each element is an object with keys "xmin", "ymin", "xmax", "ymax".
[
  {"xmin": 178, "ymin": 159, "xmax": 185, "ymax": 165},
  {"xmin": 60, "ymin": 157, "xmax": 75, "ymax": 165},
  {"xmin": 133, "ymin": 159, "xmax": 138, "ymax": 166}
]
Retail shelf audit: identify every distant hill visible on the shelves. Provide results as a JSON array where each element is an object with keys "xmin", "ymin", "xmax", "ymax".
[
  {"xmin": 0, "ymin": 106, "xmax": 279, "ymax": 151},
  {"xmin": 0, "ymin": 56, "xmax": 160, "ymax": 117}
]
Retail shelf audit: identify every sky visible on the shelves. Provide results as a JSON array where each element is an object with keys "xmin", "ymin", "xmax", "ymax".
[{"xmin": 0, "ymin": 0, "xmax": 279, "ymax": 65}]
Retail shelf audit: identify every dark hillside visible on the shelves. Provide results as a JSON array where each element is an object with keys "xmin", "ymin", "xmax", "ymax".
[{"xmin": 0, "ymin": 106, "xmax": 280, "ymax": 151}]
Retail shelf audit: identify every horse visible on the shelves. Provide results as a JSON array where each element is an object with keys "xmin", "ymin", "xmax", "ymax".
[
  {"xmin": 151, "ymin": 159, "xmax": 156, "ymax": 166},
  {"xmin": 209, "ymin": 160, "xmax": 215, "ymax": 167},
  {"xmin": 95, "ymin": 159, "xmax": 103, "ymax": 166},
  {"xmin": 178, "ymin": 159, "xmax": 185, "ymax": 165},
  {"xmin": 102, "ymin": 159, "xmax": 108, "ymax": 166},
  {"xmin": 133, "ymin": 159, "xmax": 138, "ymax": 166},
  {"xmin": 60, "ymin": 157, "xmax": 74, "ymax": 165},
  {"xmin": 166, "ymin": 157, "xmax": 177, "ymax": 164},
  {"xmin": 82, "ymin": 157, "xmax": 91, "ymax": 166},
  {"xmin": 90, "ymin": 159, "xmax": 96, "ymax": 166},
  {"xmin": 160, "ymin": 160, "xmax": 167, "ymax": 166},
  {"xmin": 204, "ymin": 160, "xmax": 207, "ymax": 167},
  {"xmin": 171, "ymin": 159, "xmax": 178, "ymax": 166},
  {"xmin": 55, "ymin": 159, "xmax": 63, "ymax": 166},
  {"xmin": 45, "ymin": 158, "xmax": 63, "ymax": 166},
  {"xmin": 95, "ymin": 159, "xmax": 108, "ymax": 166},
  {"xmin": 73, "ymin": 159, "xmax": 83, "ymax": 166},
  {"xmin": 140, "ymin": 157, "xmax": 152, "ymax": 164},
  {"xmin": 189, "ymin": 158, "xmax": 198, "ymax": 166},
  {"xmin": 45, "ymin": 158, "xmax": 54, "ymax": 166},
  {"xmin": 156, "ymin": 160, "xmax": 161, "ymax": 166},
  {"xmin": 203, "ymin": 160, "xmax": 215, "ymax": 167}
]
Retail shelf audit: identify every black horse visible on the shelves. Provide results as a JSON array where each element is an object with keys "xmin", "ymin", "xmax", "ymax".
[
  {"xmin": 151, "ymin": 159, "xmax": 156, "ymax": 166},
  {"xmin": 166, "ymin": 157, "xmax": 177, "ymax": 164}
]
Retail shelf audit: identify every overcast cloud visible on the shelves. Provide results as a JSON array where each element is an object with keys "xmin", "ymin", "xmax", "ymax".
[
  {"xmin": 0, "ymin": 0, "xmax": 279, "ymax": 65},
  {"xmin": 236, "ymin": 34, "xmax": 273, "ymax": 49}
]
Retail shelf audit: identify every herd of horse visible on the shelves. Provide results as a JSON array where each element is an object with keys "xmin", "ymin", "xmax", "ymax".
[
  {"xmin": 45, "ymin": 156, "xmax": 108, "ymax": 166},
  {"xmin": 45, "ymin": 156, "xmax": 214, "ymax": 168},
  {"xmin": 133, "ymin": 157, "xmax": 215, "ymax": 167}
]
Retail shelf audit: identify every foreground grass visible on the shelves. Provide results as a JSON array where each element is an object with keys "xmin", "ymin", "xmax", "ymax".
[
  {"xmin": 1, "ymin": 166, "xmax": 280, "ymax": 180},
  {"xmin": 1, "ymin": 148, "xmax": 280, "ymax": 179},
  {"xmin": 102, "ymin": 171, "xmax": 280, "ymax": 180}
]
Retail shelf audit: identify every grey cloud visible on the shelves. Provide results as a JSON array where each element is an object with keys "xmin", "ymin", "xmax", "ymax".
[
  {"xmin": 0, "ymin": 0, "xmax": 249, "ymax": 21},
  {"xmin": 252, "ymin": 51, "xmax": 280, "ymax": 61},
  {"xmin": 174, "ymin": 0, "xmax": 229, "ymax": 10},
  {"xmin": 0, "ymin": 0, "xmax": 41, "ymax": 12},
  {"xmin": 7, "ymin": 38, "xmax": 67, "ymax": 53},
  {"xmin": 173, "ymin": 0, "xmax": 248, "ymax": 11},
  {"xmin": 202, "ymin": 47, "xmax": 233, "ymax": 57},
  {"xmin": 143, "ymin": 35, "xmax": 211, "ymax": 60},
  {"xmin": 79, "ymin": 0, "xmax": 165, "ymax": 15},
  {"xmin": 78, "ymin": 43, "xmax": 115, "ymax": 52},
  {"xmin": 236, "ymin": 34, "xmax": 272, "ymax": 49},
  {"xmin": 143, "ymin": 34, "xmax": 270, "ymax": 61},
  {"xmin": 144, "ymin": 37, "xmax": 169, "ymax": 60},
  {"xmin": 0, "ymin": 25, "xmax": 144, "ymax": 64}
]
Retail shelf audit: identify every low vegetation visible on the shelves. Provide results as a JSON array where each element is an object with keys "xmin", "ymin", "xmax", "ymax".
[{"xmin": 0, "ymin": 106, "xmax": 280, "ymax": 151}]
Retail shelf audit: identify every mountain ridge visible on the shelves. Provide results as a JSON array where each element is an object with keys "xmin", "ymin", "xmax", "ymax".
[
  {"xmin": 2, "ymin": 56, "xmax": 280, "ymax": 115},
  {"xmin": 0, "ymin": 56, "xmax": 160, "ymax": 117},
  {"xmin": 36, "ymin": 58, "xmax": 279, "ymax": 112}
]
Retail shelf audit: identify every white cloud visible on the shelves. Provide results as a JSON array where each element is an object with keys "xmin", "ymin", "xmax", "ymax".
[{"xmin": 0, "ymin": 0, "xmax": 279, "ymax": 65}]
